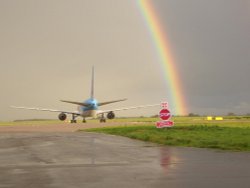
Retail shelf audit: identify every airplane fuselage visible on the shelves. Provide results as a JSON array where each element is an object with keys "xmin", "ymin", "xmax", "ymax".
[{"xmin": 77, "ymin": 98, "xmax": 98, "ymax": 118}]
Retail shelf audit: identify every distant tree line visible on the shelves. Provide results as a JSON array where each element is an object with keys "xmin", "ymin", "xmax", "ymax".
[{"xmin": 150, "ymin": 112, "xmax": 250, "ymax": 118}]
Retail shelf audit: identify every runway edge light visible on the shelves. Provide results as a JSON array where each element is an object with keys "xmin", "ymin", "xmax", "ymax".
[
  {"xmin": 207, "ymin": 116, "xmax": 213, "ymax": 121},
  {"xmin": 215, "ymin": 117, "xmax": 223, "ymax": 121}
]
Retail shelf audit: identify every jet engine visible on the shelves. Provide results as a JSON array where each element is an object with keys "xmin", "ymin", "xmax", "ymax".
[
  {"xmin": 107, "ymin": 111, "xmax": 115, "ymax": 119},
  {"xmin": 58, "ymin": 113, "xmax": 67, "ymax": 121}
]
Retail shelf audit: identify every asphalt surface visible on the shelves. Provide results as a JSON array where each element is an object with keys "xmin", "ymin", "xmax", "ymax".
[{"xmin": 0, "ymin": 124, "xmax": 250, "ymax": 187}]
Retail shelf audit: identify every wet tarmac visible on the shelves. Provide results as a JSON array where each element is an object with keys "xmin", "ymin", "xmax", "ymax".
[{"xmin": 0, "ymin": 132, "xmax": 250, "ymax": 188}]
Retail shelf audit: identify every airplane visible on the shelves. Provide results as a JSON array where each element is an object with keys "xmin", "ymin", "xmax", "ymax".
[{"xmin": 11, "ymin": 67, "xmax": 159, "ymax": 123}]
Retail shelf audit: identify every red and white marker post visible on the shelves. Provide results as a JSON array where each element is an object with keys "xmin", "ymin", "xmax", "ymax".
[{"xmin": 156, "ymin": 102, "xmax": 174, "ymax": 128}]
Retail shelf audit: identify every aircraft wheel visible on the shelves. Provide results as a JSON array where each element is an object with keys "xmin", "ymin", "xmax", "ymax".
[
  {"xmin": 100, "ymin": 118, "xmax": 106, "ymax": 123},
  {"xmin": 71, "ymin": 120, "xmax": 77, "ymax": 123}
]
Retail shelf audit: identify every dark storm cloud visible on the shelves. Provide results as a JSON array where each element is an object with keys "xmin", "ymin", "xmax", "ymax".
[{"xmin": 153, "ymin": 0, "xmax": 250, "ymax": 114}]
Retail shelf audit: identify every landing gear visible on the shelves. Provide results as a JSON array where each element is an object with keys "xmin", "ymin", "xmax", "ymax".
[
  {"xmin": 100, "ymin": 118, "xmax": 106, "ymax": 123},
  {"xmin": 100, "ymin": 114, "xmax": 106, "ymax": 123},
  {"xmin": 82, "ymin": 118, "xmax": 86, "ymax": 123},
  {"xmin": 70, "ymin": 114, "xmax": 77, "ymax": 123}
]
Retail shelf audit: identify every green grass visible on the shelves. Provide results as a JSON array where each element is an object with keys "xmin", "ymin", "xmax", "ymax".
[
  {"xmin": 113, "ymin": 116, "xmax": 250, "ymax": 127},
  {"xmin": 85, "ymin": 123, "xmax": 250, "ymax": 151}
]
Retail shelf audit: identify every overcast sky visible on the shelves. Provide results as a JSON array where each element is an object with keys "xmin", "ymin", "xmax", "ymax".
[{"xmin": 0, "ymin": 0, "xmax": 249, "ymax": 121}]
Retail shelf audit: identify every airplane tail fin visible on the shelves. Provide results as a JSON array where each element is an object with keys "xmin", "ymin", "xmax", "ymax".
[{"xmin": 91, "ymin": 66, "xmax": 94, "ymax": 99}]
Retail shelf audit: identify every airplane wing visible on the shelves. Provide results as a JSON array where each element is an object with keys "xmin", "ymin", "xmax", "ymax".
[
  {"xmin": 98, "ymin": 98, "xmax": 127, "ymax": 106},
  {"xmin": 60, "ymin": 100, "xmax": 89, "ymax": 107},
  {"xmin": 10, "ymin": 106, "xmax": 81, "ymax": 115},
  {"xmin": 60, "ymin": 98, "xmax": 127, "ymax": 107},
  {"xmin": 96, "ymin": 104, "xmax": 160, "ymax": 115}
]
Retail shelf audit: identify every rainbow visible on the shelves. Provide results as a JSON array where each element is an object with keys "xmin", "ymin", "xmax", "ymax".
[{"xmin": 137, "ymin": 0, "xmax": 188, "ymax": 115}]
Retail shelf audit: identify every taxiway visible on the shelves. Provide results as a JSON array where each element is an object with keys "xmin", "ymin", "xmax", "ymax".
[{"xmin": 0, "ymin": 123, "xmax": 250, "ymax": 187}]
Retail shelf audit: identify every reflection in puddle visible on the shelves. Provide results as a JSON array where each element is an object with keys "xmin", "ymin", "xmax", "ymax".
[{"xmin": 160, "ymin": 147, "xmax": 180, "ymax": 174}]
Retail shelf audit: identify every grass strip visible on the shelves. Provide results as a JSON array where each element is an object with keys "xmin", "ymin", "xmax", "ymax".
[{"xmin": 85, "ymin": 125, "xmax": 250, "ymax": 151}]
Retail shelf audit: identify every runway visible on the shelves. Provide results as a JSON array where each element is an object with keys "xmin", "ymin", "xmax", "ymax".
[
  {"xmin": 0, "ymin": 121, "xmax": 141, "ymax": 133},
  {"xmin": 1, "ymin": 123, "xmax": 250, "ymax": 187}
]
